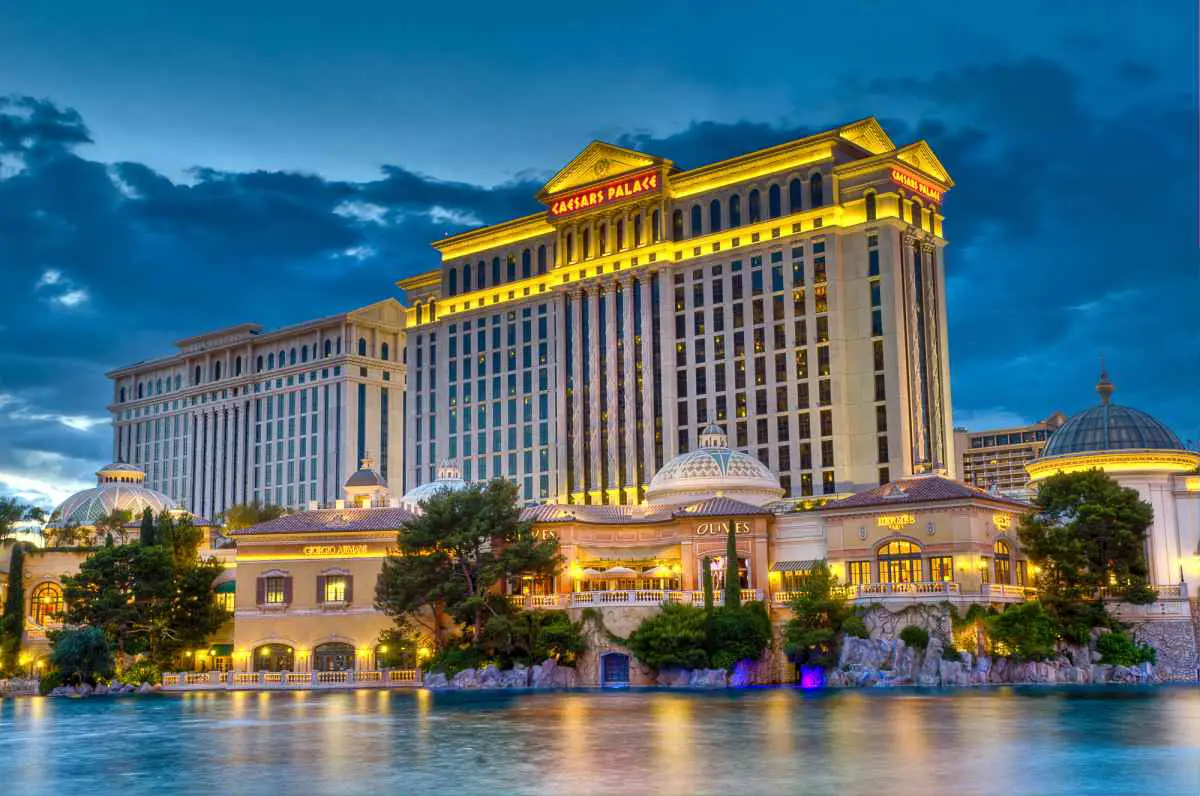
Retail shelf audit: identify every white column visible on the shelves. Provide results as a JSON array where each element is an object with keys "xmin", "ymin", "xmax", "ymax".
[
  {"xmin": 604, "ymin": 280, "xmax": 620, "ymax": 501},
  {"xmin": 620, "ymin": 276, "xmax": 637, "ymax": 497},
  {"xmin": 639, "ymin": 272, "xmax": 656, "ymax": 486},
  {"xmin": 569, "ymin": 290, "xmax": 584, "ymax": 499},
  {"xmin": 658, "ymin": 269, "xmax": 679, "ymax": 461},
  {"xmin": 586, "ymin": 284, "xmax": 602, "ymax": 499},
  {"xmin": 553, "ymin": 294, "xmax": 570, "ymax": 501}
]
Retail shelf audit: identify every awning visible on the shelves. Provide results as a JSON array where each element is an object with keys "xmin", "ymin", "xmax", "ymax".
[
  {"xmin": 208, "ymin": 644, "xmax": 233, "ymax": 657},
  {"xmin": 771, "ymin": 560, "xmax": 821, "ymax": 573},
  {"xmin": 214, "ymin": 581, "xmax": 236, "ymax": 594}
]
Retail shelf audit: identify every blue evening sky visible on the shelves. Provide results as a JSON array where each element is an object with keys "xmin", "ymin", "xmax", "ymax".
[{"xmin": 0, "ymin": 0, "xmax": 1196, "ymax": 506}]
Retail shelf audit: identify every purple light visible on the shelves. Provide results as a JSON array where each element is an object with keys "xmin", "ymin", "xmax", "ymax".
[{"xmin": 800, "ymin": 665, "xmax": 824, "ymax": 689}]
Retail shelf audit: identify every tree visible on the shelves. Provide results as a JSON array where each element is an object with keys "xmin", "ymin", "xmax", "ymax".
[
  {"xmin": 986, "ymin": 601, "xmax": 1058, "ymax": 661},
  {"xmin": 0, "ymin": 496, "xmax": 27, "ymax": 542},
  {"xmin": 482, "ymin": 609, "xmax": 585, "ymax": 668},
  {"xmin": 724, "ymin": 521, "xmax": 741, "ymax": 609},
  {"xmin": 49, "ymin": 627, "xmax": 115, "ymax": 685},
  {"xmin": 375, "ymin": 479, "xmax": 560, "ymax": 651},
  {"xmin": 784, "ymin": 561, "xmax": 856, "ymax": 669},
  {"xmin": 1019, "ymin": 470, "xmax": 1155, "ymax": 602},
  {"xmin": 24, "ymin": 506, "xmax": 46, "ymax": 524},
  {"xmin": 157, "ymin": 511, "xmax": 204, "ymax": 569},
  {"xmin": 627, "ymin": 602, "xmax": 710, "ymax": 670},
  {"xmin": 707, "ymin": 601, "xmax": 772, "ymax": 671},
  {"xmin": 222, "ymin": 501, "xmax": 287, "ymax": 531},
  {"xmin": 702, "ymin": 556, "xmax": 714, "ymax": 613},
  {"xmin": 139, "ymin": 507, "xmax": 156, "ymax": 546},
  {"xmin": 1, "ymin": 543, "xmax": 28, "ymax": 673},
  {"xmin": 94, "ymin": 509, "xmax": 133, "ymax": 546}
]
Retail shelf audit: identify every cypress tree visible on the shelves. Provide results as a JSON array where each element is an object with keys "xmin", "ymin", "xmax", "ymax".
[
  {"xmin": 724, "ymin": 520, "xmax": 741, "ymax": 609},
  {"xmin": 702, "ymin": 556, "xmax": 714, "ymax": 614},
  {"xmin": 1, "ymin": 543, "xmax": 27, "ymax": 673},
  {"xmin": 139, "ymin": 507, "xmax": 156, "ymax": 546}
]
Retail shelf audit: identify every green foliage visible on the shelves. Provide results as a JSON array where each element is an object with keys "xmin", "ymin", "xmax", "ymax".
[
  {"xmin": 375, "ymin": 628, "xmax": 420, "ymax": 669},
  {"xmin": 627, "ymin": 602, "xmax": 710, "ymax": 670},
  {"xmin": 1039, "ymin": 596, "xmax": 1113, "ymax": 646},
  {"xmin": 898, "ymin": 625, "xmax": 930, "ymax": 650},
  {"xmin": 723, "ymin": 522, "xmax": 741, "ymax": 609},
  {"xmin": 842, "ymin": 614, "xmax": 869, "ymax": 639},
  {"xmin": 156, "ymin": 512, "xmax": 204, "ymax": 570},
  {"xmin": 425, "ymin": 641, "xmax": 489, "ymax": 676},
  {"xmin": 1120, "ymin": 582, "xmax": 1159, "ymax": 606},
  {"xmin": 941, "ymin": 643, "xmax": 962, "ymax": 661},
  {"xmin": 118, "ymin": 659, "xmax": 162, "ymax": 685},
  {"xmin": 1096, "ymin": 631, "xmax": 1157, "ymax": 666},
  {"xmin": 783, "ymin": 561, "xmax": 855, "ymax": 669},
  {"xmin": 375, "ymin": 479, "xmax": 561, "ymax": 651},
  {"xmin": 1019, "ymin": 470, "xmax": 1155, "ymax": 601},
  {"xmin": 986, "ymin": 601, "xmax": 1059, "ymax": 661},
  {"xmin": 38, "ymin": 670, "xmax": 64, "ymax": 695},
  {"xmin": 222, "ymin": 501, "xmax": 287, "ymax": 531},
  {"xmin": 1, "ymin": 543, "xmax": 28, "ymax": 673},
  {"xmin": 702, "ymin": 556, "xmax": 714, "ymax": 614},
  {"xmin": 23, "ymin": 506, "xmax": 46, "ymax": 524},
  {"xmin": 482, "ymin": 609, "xmax": 585, "ymax": 667},
  {"xmin": 0, "ymin": 496, "xmax": 27, "ymax": 541},
  {"xmin": 707, "ymin": 602, "xmax": 772, "ymax": 669},
  {"xmin": 139, "ymin": 508, "xmax": 156, "ymax": 546},
  {"xmin": 50, "ymin": 627, "xmax": 115, "ymax": 685},
  {"xmin": 93, "ymin": 509, "xmax": 133, "ymax": 546}
]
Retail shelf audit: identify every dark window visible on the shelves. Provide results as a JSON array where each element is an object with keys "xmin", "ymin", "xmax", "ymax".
[
  {"xmin": 448, "ymin": 268, "xmax": 458, "ymax": 296},
  {"xmin": 789, "ymin": 178, "xmax": 803, "ymax": 212},
  {"xmin": 690, "ymin": 204, "xmax": 702, "ymax": 237},
  {"xmin": 809, "ymin": 173, "xmax": 824, "ymax": 207},
  {"xmin": 358, "ymin": 337, "xmax": 368, "ymax": 356},
  {"xmin": 865, "ymin": 191, "xmax": 877, "ymax": 221},
  {"xmin": 463, "ymin": 262, "xmax": 472, "ymax": 292},
  {"xmin": 194, "ymin": 366, "xmax": 201, "ymax": 385},
  {"xmin": 729, "ymin": 194, "xmax": 741, "ymax": 226},
  {"xmin": 768, "ymin": 184, "xmax": 781, "ymax": 218},
  {"xmin": 672, "ymin": 210, "xmax": 684, "ymax": 241},
  {"xmin": 522, "ymin": 249, "xmax": 531, "ymax": 278},
  {"xmin": 748, "ymin": 189, "xmax": 761, "ymax": 223},
  {"xmin": 537, "ymin": 245, "xmax": 547, "ymax": 274},
  {"xmin": 709, "ymin": 199, "xmax": 722, "ymax": 233},
  {"xmin": 651, "ymin": 210, "xmax": 661, "ymax": 242}
]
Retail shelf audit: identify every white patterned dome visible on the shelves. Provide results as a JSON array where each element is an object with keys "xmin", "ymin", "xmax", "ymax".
[
  {"xmin": 646, "ymin": 424, "xmax": 784, "ymax": 506},
  {"xmin": 400, "ymin": 461, "xmax": 469, "ymax": 508},
  {"xmin": 47, "ymin": 463, "xmax": 177, "ymax": 529}
]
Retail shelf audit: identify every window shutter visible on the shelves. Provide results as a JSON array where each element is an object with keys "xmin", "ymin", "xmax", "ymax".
[
  {"xmin": 316, "ymin": 575, "xmax": 326, "ymax": 604},
  {"xmin": 255, "ymin": 577, "xmax": 265, "ymax": 605},
  {"xmin": 344, "ymin": 575, "xmax": 354, "ymax": 605},
  {"xmin": 283, "ymin": 576, "xmax": 293, "ymax": 604}
]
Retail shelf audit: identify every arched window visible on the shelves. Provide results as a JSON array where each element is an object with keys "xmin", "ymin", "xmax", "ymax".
[
  {"xmin": 31, "ymin": 582, "xmax": 64, "ymax": 626},
  {"xmin": 729, "ymin": 194, "xmax": 741, "ymax": 227},
  {"xmin": 119, "ymin": 387, "xmax": 126, "ymax": 403},
  {"xmin": 156, "ymin": 379, "xmax": 162, "ymax": 394},
  {"xmin": 877, "ymin": 540, "xmax": 922, "ymax": 583},
  {"xmin": 597, "ymin": 225, "xmax": 607, "ymax": 256},
  {"xmin": 537, "ymin": 245, "xmax": 547, "ymax": 274},
  {"xmin": 582, "ymin": 228, "xmax": 591, "ymax": 259},
  {"xmin": 381, "ymin": 342, "xmax": 389, "ymax": 361},
  {"xmin": 358, "ymin": 337, "xmax": 368, "ymax": 356},
  {"xmin": 651, "ymin": 209, "xmax": 662, "ymax": 242},
  {"xmin": 615, "ymin": 219, "xmax": 624, "ymax": 250},
  {"xmin": 300, "ymin": 346, "xmax": 308, "ymax": 363},
  {"xmin": 565, "ymin": 232, "xmax": 574, "ymax": 262},
  {"xmin": 448, "ymin": 268, "xmax": 458, "ymax": 296},
  {"xmin": 912, "ymin": 200, "xmax": 924, "ymax": 230},
  {"xmin": 194, "ymin": 366, "xmax": 202, "ymax": 385},
  {"xmin": 235, "ymin": 356, "xmax": 243, "ymax": 375},
  {"xmin": 175, "ymin": 374, "xmax": 181, "ymax": 390},
  {"xmin": 336, "ymin": 337, "xmax": 341, "ymax": 354},
  {"xmin": 313, "ymin": 642, "xmax": 355, "ymax": 672},
  {"xmin": 709, "ymin": 199, "xmax": 722, "ymax": 233},
  {"xmin": 214, "ymin": 362, "xmax": 222, "ymax": 381},
  {"xmin": 748, "ymin": 189, "xmax": 761, "ymax": 223},
  {"xmin": 137, "ymin": 382, "xmax": 144, "ymax": 399},
  {"xmin": 493, "ymin": 257, "xmax": 502, "ymax": 285},
  {"xmin": 690, "ymin": 204, "xmax": 702, "ymax": 237},
  {"xmin": 809, "ymin": 173, "xmax": 824, "ymax": 207},
  {"xmin": 289, "ymin": 348, "xmax": 296, "ymax": 365},
  {"xmin": 256, "ymin": 355, "xmax": 264, "ymax": 372},
  {"xmin": 277, "ymin": 350, "xmax": 285, "ymax": 368},
  {"xmin": 789, "ymin": 178, "xmax": 803, "ymax": 212},
  {"xmin": 323, "ymin": 339, "xmax": 332, "ymax": 357},
  {"xmin": 633, "ymin": 215, "xmax": 643, "ymax": 246},
  {"xmin": 463, "ymin": 262, "xmax": 472, "ymax": 292},
  {"xmin": 671, "ymin": 209, "xmax": 684, "ymax": 241},
  {"xmin": 521, "ymin": 248, "xmax": 531, "ymax": 278},
  {"xmin": 267, "ymin": 353, "xmax": 275, "ymax": 369},
  {"xmin": 865, "ymin": 191, "xmax": 877, "ymax": 221},
  {"xmin": 768, "ymin": 184, "xmax": 781, "ymax": 218},
  {"xmin": 253, "ymin": 643, "xmax": 295, "ymax": 673},
  {"xmin": 994, "ymin": 540, "xmax": 1012, "ymax": 585}
]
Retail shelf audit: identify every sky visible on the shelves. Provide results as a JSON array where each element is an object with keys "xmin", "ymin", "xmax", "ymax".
[{"xmin": 0, "ymin": 0, "xmax": 1197, "ymax": 508}]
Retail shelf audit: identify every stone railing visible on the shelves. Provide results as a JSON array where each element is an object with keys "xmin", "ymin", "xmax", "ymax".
[
  {"xmin": 982, "ymin": 584, "xmax": 1038, "ymax": 601},
  {"xmin": 558, "ymin": 589, "xmax": 763, "ymax": 609},
  {"xmin": 162, "ymin": 669, "xmax": 422, "ymax": 691},
  {"xmin": 1098, "ymin": 584, "xmax": 1189, "ymax": 601}
]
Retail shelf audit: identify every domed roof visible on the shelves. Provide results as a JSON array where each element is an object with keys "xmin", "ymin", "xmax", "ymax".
[
  {"xmin": 1041, "ymin": 372, "xmax": 1184, "ymax": 458},
  {"xmin": 401, "ymin": 461, "xmax": 468, "ymax": 506},
  {"xmin": 48, "ymin": 463, "xmax": 177, "ymax": 529},
  {"xmin": 646, "ymin": 424, "xmax": 784, "ymax": 506}
]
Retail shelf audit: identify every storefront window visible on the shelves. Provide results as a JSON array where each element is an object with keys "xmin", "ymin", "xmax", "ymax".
[
  {"xmin": 31, "ymin": 582, "xmax": 64, "ymax": 625},
  {"xmin": 994, "ymin": 541, "xmax": 1012, "ymax": 584},
  {"xmin": 877, "ymin": 540, "xmax": 922, "ymax": 583},
  {"xmin": 929, "ymin": 556, "xmax": 954, "ymax": 582},
  {"xmin": 1015, "ymin": 560, "xmax": 1029, "ymax": 587},
  {"xmin": 264, "ymin": 576, "xmax": 286, "ymax": 604},
  {"xmin": 254, "ymin": 644, "xmax": 294, "ymax": 672},
  {"xmin": 779, "ymin": 570, "xmax": 810, "ymax": 592},
  {"xmin": 847, "ymin": 560, "xmax": 871, "ymax": 585},
  {"xmin": 323, "ymin": 575, "xmax": 347, "ymax": 602},
  {"xmin": 314, "ymin": 642, "xmax": 356, "ymax": 672}
]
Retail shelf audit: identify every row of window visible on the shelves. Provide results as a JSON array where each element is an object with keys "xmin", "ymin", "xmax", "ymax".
[
  {"xmin": 255, "ymin": 573, "xmax": 353, "ymax": 605},
  {"xmin": 446, "ymin": 245, "xmax": 550, "ymax": 296},
  {"xmin": 670, "ymin": 174, "xmax": 825, "ymax": 243}
]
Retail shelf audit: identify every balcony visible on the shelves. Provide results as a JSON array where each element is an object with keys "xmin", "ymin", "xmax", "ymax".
[
  {"xmin": 506, "ymin": 589, "xmax": 764, "ymax": 610},
  {"xmin": 161, "ymin": 669, "xmax": 422, "ymax": 691},
  {"xmin": 772, "ymin": 581, "xmax": 1035, "ymax": 607}
]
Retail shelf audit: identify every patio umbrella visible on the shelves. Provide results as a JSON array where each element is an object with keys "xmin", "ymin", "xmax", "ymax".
[
  {"xmin": 642, "ymin": 565, "xmax": 673, "ymax": 578},
  {"xmin": 581, "ymin": 568, "xmax": 602, "ymax": 577},
  {"xmin": 601, "ymin": 566, "xmax": 638, "ymax": 577}
]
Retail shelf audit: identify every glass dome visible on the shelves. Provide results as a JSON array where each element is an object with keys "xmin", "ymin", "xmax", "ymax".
[
  {"xmin": 646, "ymin": 424, "xmax": 783, "ymax": 506},
  {"xmin": 1041, "ymin": 373, "xmax": 1184, "ymax": 457},
  {"xmin": 400, "ymin": 461, "xmax": 468, "ymax": 507},
  {"xmin": 47, "ymin": 463, "xmax": 177, "ymax": 529}
]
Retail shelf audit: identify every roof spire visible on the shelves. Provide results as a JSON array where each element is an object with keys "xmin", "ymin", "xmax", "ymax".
[{"xmin": 1096, "ymin": 357, "xmax": 1114, "ymax": 405}]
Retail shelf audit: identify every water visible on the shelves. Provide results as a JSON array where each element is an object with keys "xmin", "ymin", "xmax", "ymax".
[{"xmin": 2, "ymin": 686, "xmax": 1198, "ymax": 795}]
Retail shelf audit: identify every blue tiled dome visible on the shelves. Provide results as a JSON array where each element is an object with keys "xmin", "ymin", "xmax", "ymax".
[{"xmin": 1041, "ymin": 373, "xmax": 1184, "ymax": 457}]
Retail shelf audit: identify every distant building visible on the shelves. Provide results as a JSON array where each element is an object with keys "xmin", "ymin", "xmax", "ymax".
[{"xmin": 954, "ymin": 412, "xmax": 1067, "ymax": 493}]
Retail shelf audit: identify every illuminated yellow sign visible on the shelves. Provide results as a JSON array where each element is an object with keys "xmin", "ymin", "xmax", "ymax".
[
  {"xmin": 531, "ymin": 528, "xmax": 558, "ymax": 541},
  {"xmin": 876, "ymin": 513, "xmax": 916, "ymax": 531},
  {"xmin": 302, "ymin": 544, "xmax": 368, "ymax": 557},
  {"xmin": 993, "ymin": 513, "xmax": 1013, "ymax": 531},
  {"xmin": 1185, "ymin": 476, "xmax": 1200, "ymax": 492},
  {"xmin": 549, "ymin": 169, "xmax": 660, "ymax": 217},
  {"xmin": 696, "ymin": 521, "xmax": 751, "ymax": 536},
  {"xmin": 890, "ymin": 168, "xmax": 944, "ymax": 203}
]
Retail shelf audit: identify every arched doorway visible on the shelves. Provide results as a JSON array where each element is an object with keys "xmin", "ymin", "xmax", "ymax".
[
  {"xmin": 30, "ymin": 582, "xmax": 64, "ymax": 625},
  {"xmin": 877, "ymin": 540, "xmax": 923, "ymax": 583},
  {"xmin": 994, "ymin": 540, "xmax": 1012, "ymax": 585},
  {"xmin": 253, "ymin": 644, "xmax": 295, "ymax": 672},
  {"xmin": 601, "ymin": 652, "xmax": 630, "ymax": 687},
  {"xmin": 314, "ymin": 642, "xmax": 356, "ymax": 672}
]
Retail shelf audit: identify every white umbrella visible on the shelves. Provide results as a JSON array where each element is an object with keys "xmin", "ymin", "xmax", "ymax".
[
  {"xmin": 642, "ymin": 565, "xmax": 673, "ymax": 578},
  {"xmin": 601, "ymin": 566, "xmax": 638, "ymax": 576}
]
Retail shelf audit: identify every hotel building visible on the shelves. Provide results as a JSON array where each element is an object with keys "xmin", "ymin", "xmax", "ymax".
[
  {"xmin": 105, "ymin": 300, "xmax": 408, "ymax": 519},
  {"xmin": 399, "ymin": 118, "xmax": 957, "ymax": 506},
  {"xmin": 954, "ymin": 412, "xmax": 1067, "ymax": 493}
]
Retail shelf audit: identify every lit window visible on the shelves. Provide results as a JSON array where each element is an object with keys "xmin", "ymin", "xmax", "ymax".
[
  {"xmin": 264, "ymin": 576, "xmax": 286, "ymax": 604},
  {"xmin": 323, "ymin": 575, "xmax": 347, "ymax": 602}
]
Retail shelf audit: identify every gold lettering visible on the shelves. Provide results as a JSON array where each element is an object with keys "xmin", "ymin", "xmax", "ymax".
[
  {"xmin": 302, "ymin": 544, "xmax": 369, "ymax": 557},
  {"xmin": 875, "ymin": 513, "xmax": 916, "ymax": 531},
  {"xmin": 695, "ymin": 521, "xmax": 751, "ymax": 536}
]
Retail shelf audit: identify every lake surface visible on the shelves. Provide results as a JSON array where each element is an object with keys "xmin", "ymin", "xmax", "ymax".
[{"xmin": 2, "ymin": 686, "xmax": 1198, "ymax": 795}]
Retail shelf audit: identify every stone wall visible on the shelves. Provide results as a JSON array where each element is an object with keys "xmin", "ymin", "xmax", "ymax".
[
  {"xmin": 860, "ymin": 603, "xmax": 951, "ymax": 641},
  {"xmin": 1127, "ymin": 617, "xmax": 1198, "ymax": 682}
]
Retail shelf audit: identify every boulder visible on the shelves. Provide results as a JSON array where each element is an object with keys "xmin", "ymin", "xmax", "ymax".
[
  {"xmin": 655, "ymin": 668, "xmax": 692, "ymax": 687},
  {"xmin": 423, "ymin": 671, "xmax": 449, "ymax": 689},
  {"xmin": 687, "ymin": 669, "xmax": 728, "ymax": 688},
  {"xmin": 477, "ymin": 665, "xmax": 501, "ymax": 689},
  {"xmin": 94, "ymin": 683, "xmax": 109, "ymax": 696},
  {"xmin": 531, "ymin": 658, "xmax": 576, "ymax": 688},
  {"xmin": 451, "ymin": 668, "xmax": 480, "ymax": 689},
  {"xmin": 78, "ymin": 683, "xmax": 94, "ymax": 697},
  {"xmin": 137, "ymin": 683, "xmax": 153, "ymax": 694},
  {"xmin": 498, "ymin": 665, "xmax": 529, "ymax": 689},
  {"xmin": 916, "ymin": 637, "xmax": 943, "ymax": 686}
]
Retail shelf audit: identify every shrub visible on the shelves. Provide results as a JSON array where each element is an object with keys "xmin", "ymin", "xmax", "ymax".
[
  {"xmin": 1119, "ymin": 582, "xmax": 1159, "ymax": 606},
  {"xmin": 987, "ymin": 601, "xmax": 1058, "ymax": 661},
  {"xmin": 374, "ymin": 629, "xmax": 420, "ymax": 669},
  {"xmin": 49, "ymin": 627, "xmax": 115, "ymax": 685},
  {"xmin": 1096, "ymin": 631, "xmax": 1157, "ymax": 666},
  {"xmin": 842, "ymin": 615, "xmax": 869, "ymax": 639},
  {"xmin": 425, "ymin": 641, "xmax": 488, "ymax": 676},
  {"xmin": 941, "ymin": 642, "xmax": 961, "ymax": 662},
  {"xmin": 627, "ymin": 603, "xmax": 710, "ymax": 671},
  {"xmin": 118, "ymin": 659, "xmax": 162, "ymax": 686},
  {"xmin": 784, "ymin": 562, "xmax": 856, "ymax": 669},
  {"xmin": 39, "ymin": 670, "xmax": 64, "ymax": 695},
  {"xmin": 898, "ymin": 625, "xmax": 930, "ymax": 650},
  {"xmin": 707, "ymin": 602, "xmax": 772, "ymax": 668},
  {"xmin": 1040, "ymin": 597, "xmax": 1113, "ymax": 645}
]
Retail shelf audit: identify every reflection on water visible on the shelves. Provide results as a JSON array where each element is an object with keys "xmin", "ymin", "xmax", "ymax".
[{"xmin": 1, "ymin": 686, "xmax": 1198, "ymax": 795}]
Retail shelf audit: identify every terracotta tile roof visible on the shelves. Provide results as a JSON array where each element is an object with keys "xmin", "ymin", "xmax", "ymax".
[
  {"xmin": 825, "ymin": 475, "xmax": 1029, "ymax": 510},
  {"xmin": 230, "ymin": 506, "xmax": 418, "ymax": 535},
  {"xmin": 671, "ymin": 497, "xmax": 772, "ymax": 517},
  {"xmin": 520, "ymin": 497, "xmax": 770, "ymax": 525}
]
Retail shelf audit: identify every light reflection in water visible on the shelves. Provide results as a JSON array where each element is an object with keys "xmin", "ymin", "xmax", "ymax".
[{"xmin": 0, "ymin": 686, "xmax": 1196, "ymax": 796}]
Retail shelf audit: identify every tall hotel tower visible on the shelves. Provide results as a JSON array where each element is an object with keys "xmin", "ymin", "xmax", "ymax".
[
  {"xmin": 107, "ymin": 301, "xmax": 407, "ymax": 519},
  {"xmin": 400, "ymin": 118, "xmax": 955, "ymax": 505}
]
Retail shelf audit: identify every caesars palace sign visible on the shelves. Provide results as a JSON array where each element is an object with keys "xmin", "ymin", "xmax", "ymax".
[{"xmin": 549, "ymin": 169, "xmax": 661, "ymax": 218}]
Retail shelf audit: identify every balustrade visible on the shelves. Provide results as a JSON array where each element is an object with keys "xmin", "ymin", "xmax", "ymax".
[{"xmin": 162, "ymin": 669, "xmax": 422, "ymax": 691}]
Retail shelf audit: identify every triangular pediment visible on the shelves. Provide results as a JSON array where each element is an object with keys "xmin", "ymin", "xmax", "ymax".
[
  {"xmin": 350, "ymin": 298, "xmax": 405, "ymax": 327},
  {"xmin": 895, "ymin": 141, "xmax": 953, "ymax": 186},
  {"xmin": 838, "ymin": 118, "xmax": 895, "ymax": 155},
  {"xmin": 539, "ymin": 142, "xmax": 669, "ymax": 199}
]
